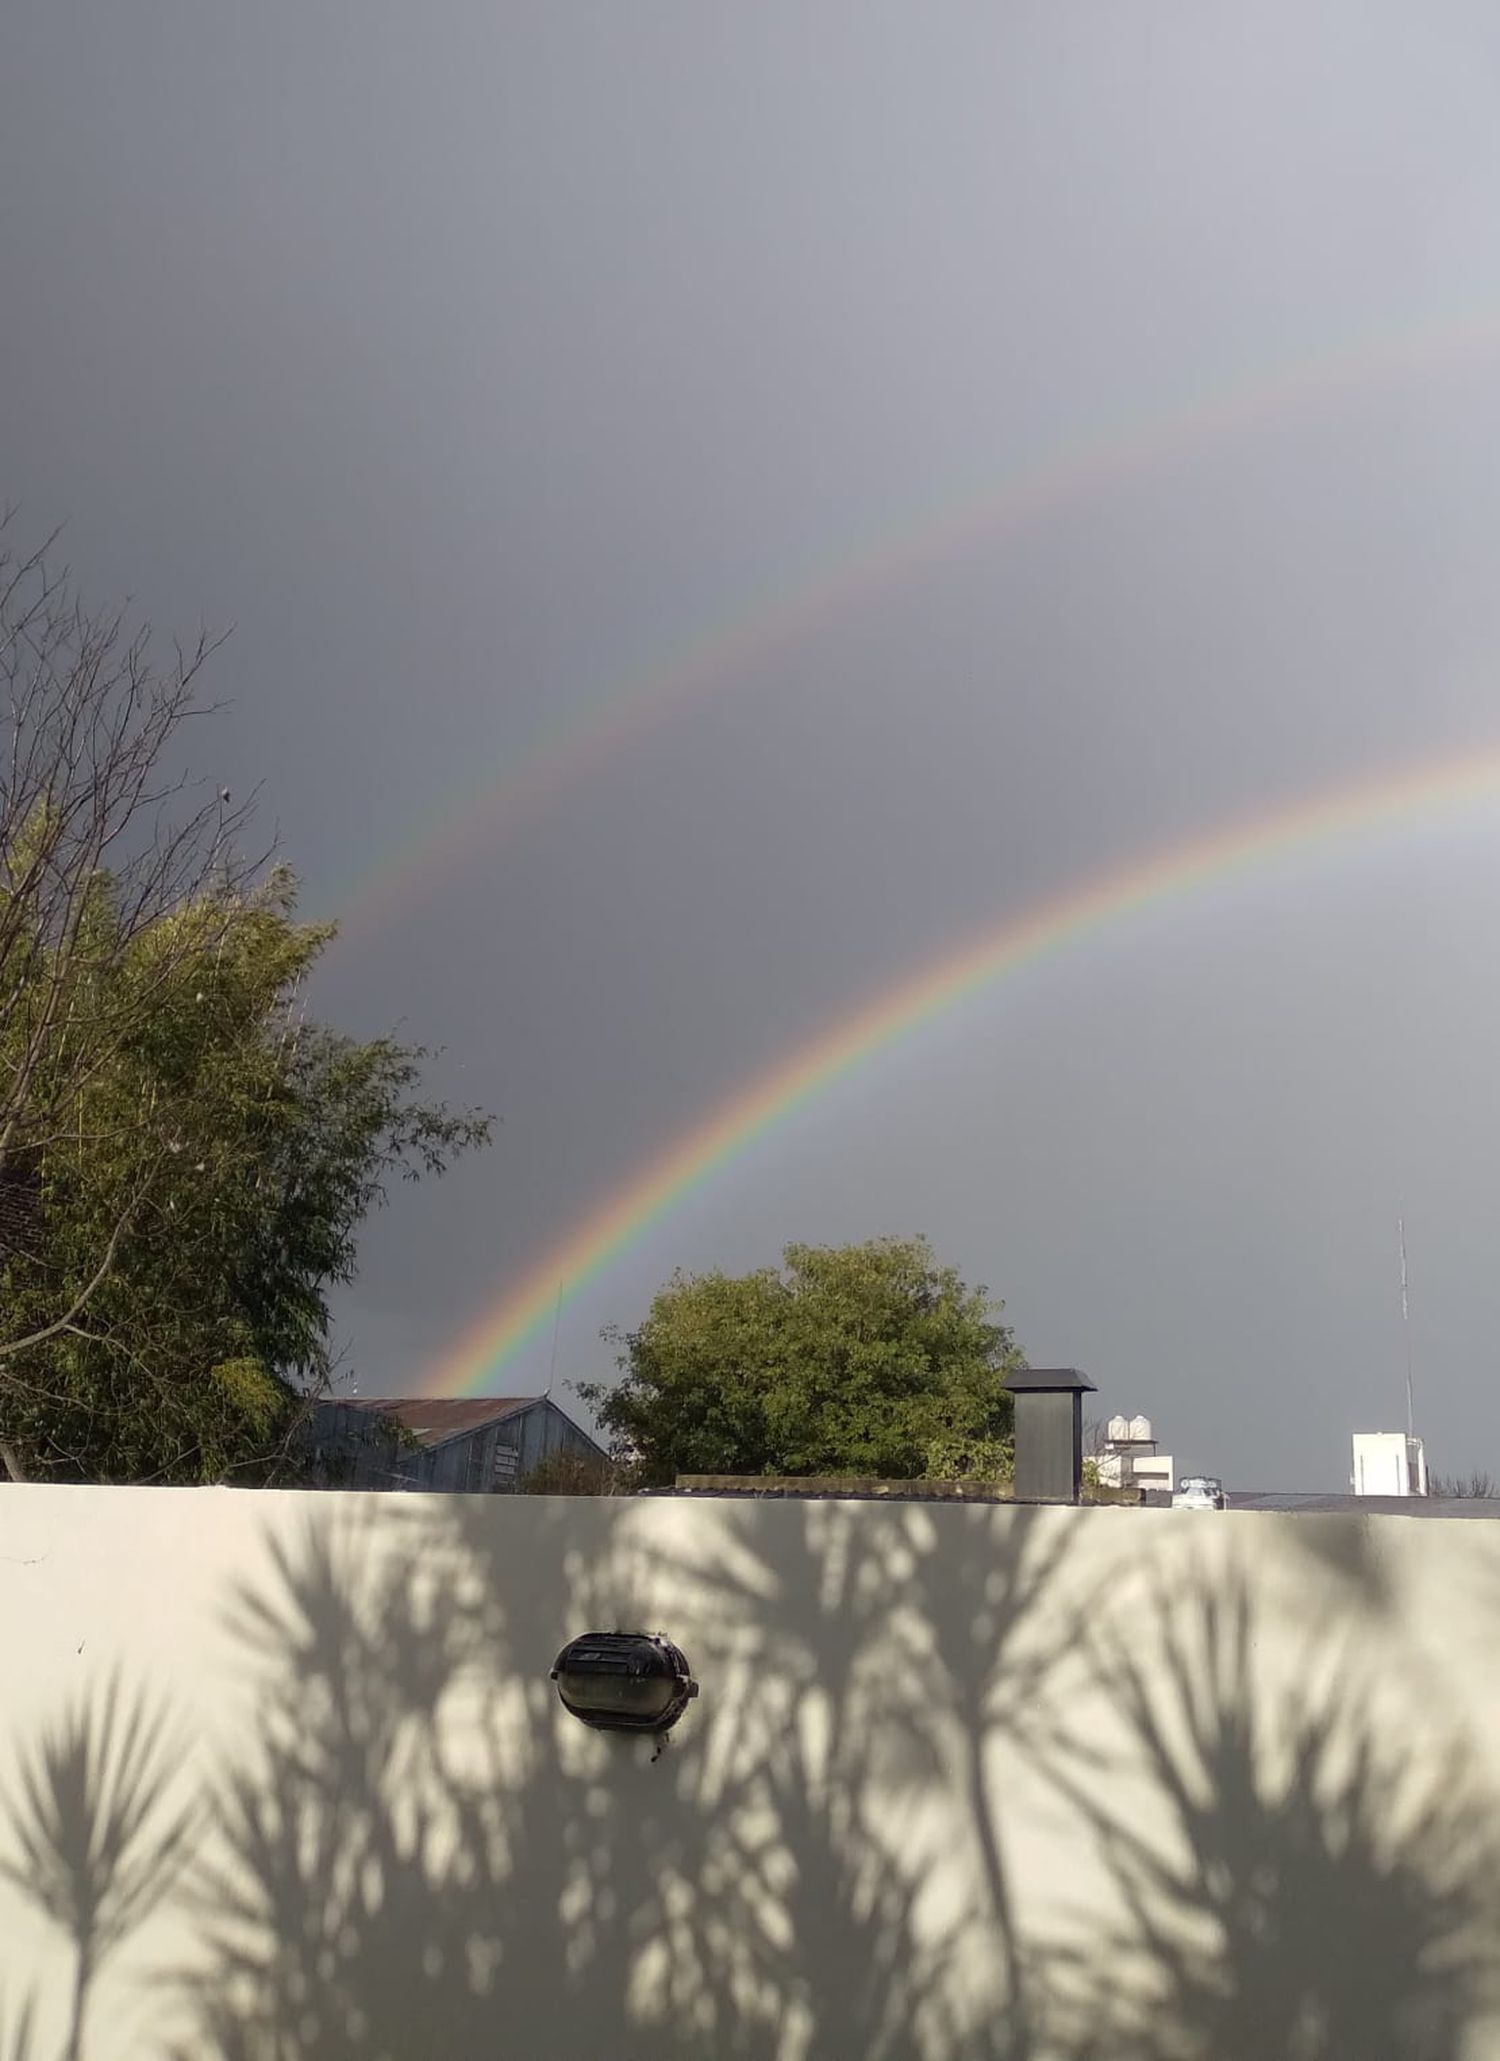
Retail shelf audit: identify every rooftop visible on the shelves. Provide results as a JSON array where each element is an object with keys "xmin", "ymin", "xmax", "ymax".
[
  {"xmin": 1003, "ymin": 1366, "xmax": 1097, "ymax": 1393},
  {"xmin": 1230, "ymin": 1492, "xmax": 1500, "ymax": 1520},
  {"xmin": 335, "ymin": 1396, "xmax": 543, "ymax": 1449}
]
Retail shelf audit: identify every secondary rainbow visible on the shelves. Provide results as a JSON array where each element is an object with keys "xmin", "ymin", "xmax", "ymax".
[
  {"xmin": 336, "ymin": 308, "xmax": 1500, "ymax": 947},
  {"xmin": 420, "ymin": 741, "xmax": 1500, "ymax": 1396}
]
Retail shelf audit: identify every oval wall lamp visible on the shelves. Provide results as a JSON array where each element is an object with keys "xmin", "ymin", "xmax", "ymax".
[{"xmin": 550, "ymin": 1632, "xmax": 699, "ymax": 1736}]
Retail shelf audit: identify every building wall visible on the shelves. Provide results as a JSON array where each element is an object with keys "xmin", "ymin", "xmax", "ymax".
[
  {"xmin": 312, "ymin": 1399, "xmax": 602, "ymax": 1492},
  {"xmin": 500, "ymin": 1397, "xmax": 606, "ymax": 1476},
  {"xmin": 419, "ymin": 1426, "xmax": 494, "ymax": 1491},
  {"xmin": 2, "ymin": 1486, "xmax": 1499, "ymax": 2058},
  {"xmin": 1012, "ymin": 1389, "xmax": 1081, "ymax": 1500},
  {"xmin": 1131, "ymin": 1452, "xmax": 1174, "ymax": 1492},
  {"xmin": 1096, "ymin": 1447, "xmax": 1175, "ymax": 1494},
  {"xmin": 308, "ymin": 1400, "xmax": 422, "ymax": 1488}
]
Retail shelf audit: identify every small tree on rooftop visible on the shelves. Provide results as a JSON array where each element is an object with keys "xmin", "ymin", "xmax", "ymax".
[
  {"xmin": 517, "ymin": 1451, "xmax": 625, "ymax": 1496},
  {"xmin": 1429, "ymin": 1470, "xmax": 1497, "ymax": 1499}
]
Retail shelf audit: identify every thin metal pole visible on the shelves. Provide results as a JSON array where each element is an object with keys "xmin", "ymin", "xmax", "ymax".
[
  {"xmin": 1399, "ymin": 1215, "xmax": 1414, "ymax": 1444},
  {"xmin": 546, "ymin": 1279, "xmax": 564, "ymax": 1398}
]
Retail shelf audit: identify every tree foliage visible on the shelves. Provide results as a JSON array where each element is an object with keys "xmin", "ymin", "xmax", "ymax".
[
  {"xmin": 0, "ymin": 520, "xmax": 260, "ymax": 1227},
  {"xmin": 517, "ymin": 1450, "xmax": 625, "ymax": 1496},
  {"xmin": 0, "ymin": 523, "xmax": 490, "ymax": 1482},
  {"xmin": 0, "ymin": 872, "xmax": 489, "ymax": 1482},
  {"xmin": 580, "ymin": 1236, "xmax": 1022, "ymax": 1487}
]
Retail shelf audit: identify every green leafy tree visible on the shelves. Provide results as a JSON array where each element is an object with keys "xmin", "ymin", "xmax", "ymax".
[
  {"xmin": 0, "ymin": 519, "xmax": 260, "ymax": 1391},
  {"xmin": 0, "ymin": 873, "xmax": 489, "ymax": 1482},
  {"xmin": 579, "ymin": 1236, "xmax": 1022, "ymax": 1486},
  {"xmin": 0, "ymin": 523, "xmax": 490, "ymax": 1481}
]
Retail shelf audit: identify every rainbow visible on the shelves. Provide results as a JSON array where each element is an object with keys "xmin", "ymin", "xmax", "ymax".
[
  {"xmin": 420, "ymin": 742, "xmax": 1500, "ymax": 1396},
  {"xmin": 338, "ymin": 309, "xmax": 1500, "ymax": 945}
]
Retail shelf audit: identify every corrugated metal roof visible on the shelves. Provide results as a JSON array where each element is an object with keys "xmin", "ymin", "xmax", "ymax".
[{"xmin": 338, "ymin": 1396, "xmax": 542, "ymax": 1448}]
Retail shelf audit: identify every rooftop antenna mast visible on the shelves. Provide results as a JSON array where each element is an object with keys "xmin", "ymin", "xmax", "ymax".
[
  {"xmin": 1398, "ymin": 1214, "xmax": 1414, "ymax": 1443},
  {"xmin": 545, "ymin": 1280, "xmax": 564, "ymax": 1400}
]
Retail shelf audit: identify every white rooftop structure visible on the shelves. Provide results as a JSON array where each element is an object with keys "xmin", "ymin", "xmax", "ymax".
[
  {"xmin": 1351, "ymin": 1431, "xmax": 1428, "ymax": 1498},
  {"xmin": 1098, "ymin": 1412, "xmax": 1174, "ymax": 1495}
]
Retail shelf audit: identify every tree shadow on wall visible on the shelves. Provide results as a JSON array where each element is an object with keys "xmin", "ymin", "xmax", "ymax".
[
  {"xmin": 599, "ymin": 1499, "xmax": 1090, "ymax": 2061},
  {"xmin": 8, "ymin": 1497, "xmax": 1491, "ymax": 2060},
  {"xmin": 0, "ymin": 2000, "xmax": 40, "ymax": 2061},
  {"xmin": 171, "ymin": 1506, "xmax": 532, "ymax": 2060},
  {"xmin": 162, "ymin": 1493, "xmax": 1089, "ymax": 2061},
  {"xmin": 0, "ymin": 1674, "xmax": 198, "ymax": 2061},
  {"xmin": 1040, "ymin": 1570, "xmax": 1500, "ymax": 2061}
]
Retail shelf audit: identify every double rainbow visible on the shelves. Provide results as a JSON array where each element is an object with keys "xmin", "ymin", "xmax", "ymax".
[
  {"xmin": 420, "ymin": 744, "xmax": 1500, "ymax": 1395},
  {"xmin": 340, "ymin": 308, "xmax": 1500, "ymax": 943}
]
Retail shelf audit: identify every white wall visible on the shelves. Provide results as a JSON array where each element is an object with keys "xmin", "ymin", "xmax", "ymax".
[{"xmin": 1, "ymin": 1485, "xmax": 1498, "ymax": 2059}]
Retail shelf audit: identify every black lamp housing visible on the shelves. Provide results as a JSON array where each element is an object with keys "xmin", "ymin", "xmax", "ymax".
[{"xmin": 550, "ymin": 1632, "xmax": 698, "ymax": 1735}]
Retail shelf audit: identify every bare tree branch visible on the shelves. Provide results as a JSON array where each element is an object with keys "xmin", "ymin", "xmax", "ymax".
[{"xmin": 0, "ymin": 514, "xmax": 269, "ymax": 1373}]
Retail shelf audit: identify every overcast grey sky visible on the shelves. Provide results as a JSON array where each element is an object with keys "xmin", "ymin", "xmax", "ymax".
[{"xmin": 6, "ymin": 2, "xmax": 1500, "ymax": 1488}]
